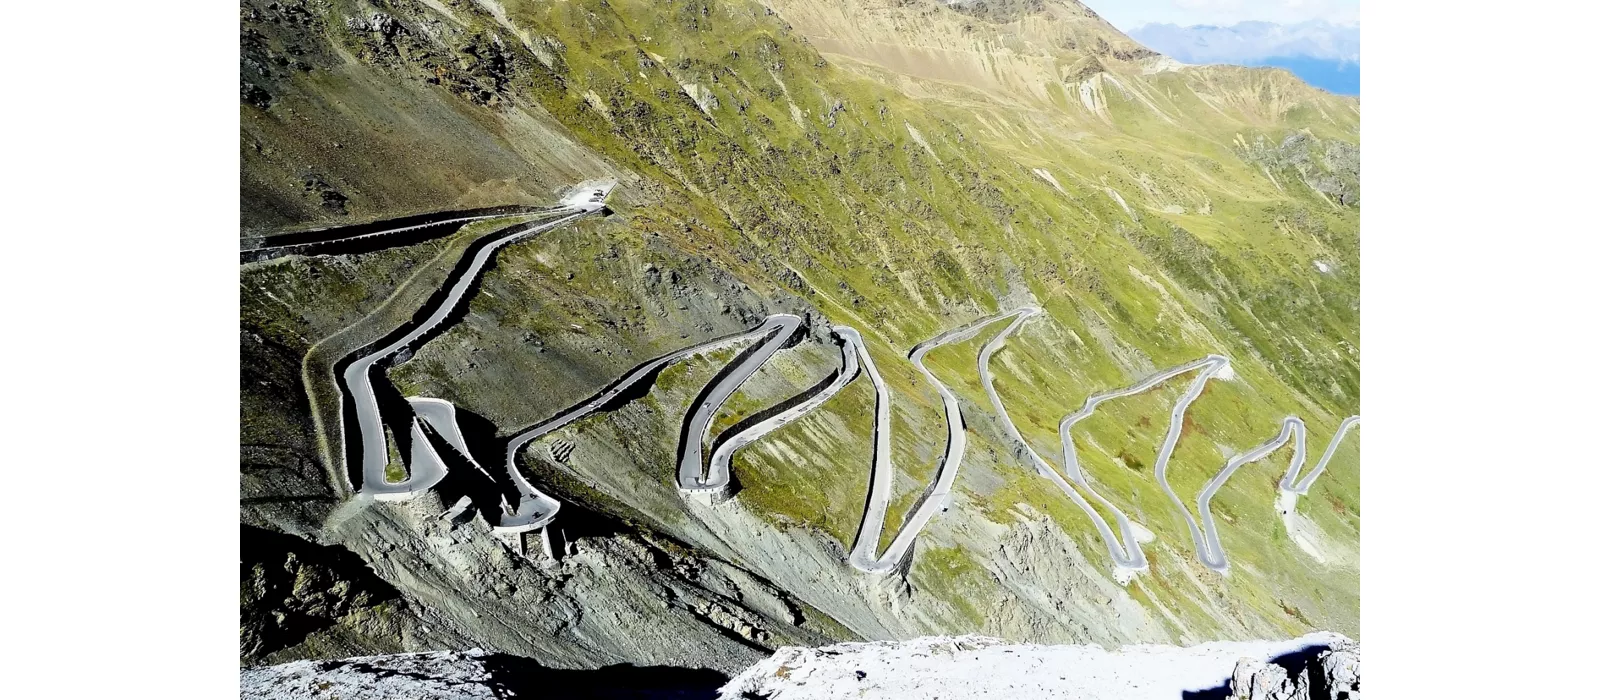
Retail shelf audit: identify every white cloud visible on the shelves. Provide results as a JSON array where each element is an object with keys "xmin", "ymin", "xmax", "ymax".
[
  {"xmin": 1130, "ymin": 20, "xmax": 1360, "ymax": 63},
  {"xmin": 1173, "ymin": 0, "xmax": 1247, "ymax": 11},
  {"xmin": 1089, "ymin": 0, "xmax": 1360, "ymax": 31}
]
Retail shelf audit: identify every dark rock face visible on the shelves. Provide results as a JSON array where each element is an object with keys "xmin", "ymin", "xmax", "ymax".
[
  {"xmin": 241, "ymin": 648, "xmax": 729, "ymax": 700},
  {"xmin": 239, "ymin": 0, "xmax": 325, "ymax": 111},
  {"xmin": 1226, "ymin": 638, "xmax": 1362, "ymax": 700},
  {"xmin": 239, "ymin": 525, "xmax": 402, "ymax": 662},
  {"xmin": 945, "ymin": 0, "xmax": 1051, "ymax": 25}
]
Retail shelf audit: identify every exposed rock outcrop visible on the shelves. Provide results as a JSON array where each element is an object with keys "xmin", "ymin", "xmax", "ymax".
[
  {"xmin": 719, "ymin": 633, "xmax": 1359, "ymax": 700},
  {"xmin": 240, "ymin": 649, "xmax": 728, "ymax": 699},
  {"xmin": 240, "ymin": 524, "xmax": 405, "ymax": 663},
  {"xmin": 1226, "ymin": 638, "xmax": 1361, "ymax": 700},
  {"xmin": 240, "ymin": 634, "xmax": 1359, "ymax": 700},
  {"xmin": 1239, "ymin": 131, "xmax": 1361, "ymax": 206}
]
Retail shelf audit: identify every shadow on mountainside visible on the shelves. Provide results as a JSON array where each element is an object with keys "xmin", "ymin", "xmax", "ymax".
[
  {"xmin": 239, "ymin": 205, "xmax": 557, "ymax": 263},
  {"xmin": 240, "ymin": 525, "xmax": 402, "ymax": 663},
  {"xmin": 480, "ymin": 654, "xmax": 728, "ymax": 699},
  {"xmin": 1182, "ymin": 643, "xmax": 1336, "ymax": 700}
]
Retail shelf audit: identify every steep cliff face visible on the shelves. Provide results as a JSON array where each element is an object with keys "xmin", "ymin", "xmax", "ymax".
[{"xmin": 240, "ymin": 0, "xmax": 1359, "ymax": 673}]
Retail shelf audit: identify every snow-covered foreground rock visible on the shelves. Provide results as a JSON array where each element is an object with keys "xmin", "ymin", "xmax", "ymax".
[
  {"xmin": 241, "ymin": 651, "xmax": 507, "ymax": 700},
  {"xmin": 239, "ymin": 635, "xmax": 1357, "ymax": 699},
  {"xmin": 720, "ymin": 633, "xmax": 1359, "ymax": 700},
  {"xmin": 240, "ymin": 648, "xmax": 729, "ymax": 699}
]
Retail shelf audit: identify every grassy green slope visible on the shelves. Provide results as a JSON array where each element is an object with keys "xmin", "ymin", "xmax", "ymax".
[{"xmin": 241, "ymin": 0, "xmax": 1359, "ymax": 643}]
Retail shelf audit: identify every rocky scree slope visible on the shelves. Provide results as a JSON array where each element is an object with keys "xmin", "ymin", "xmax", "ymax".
[{"xmin": 240, "ymin": 0, "xmax": 1360, "ymax": 673}]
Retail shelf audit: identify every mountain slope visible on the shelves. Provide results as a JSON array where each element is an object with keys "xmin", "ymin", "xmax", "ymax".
[{"xmin": 240, "ymin": 0, "xmax": 1360, "ymax": 671}]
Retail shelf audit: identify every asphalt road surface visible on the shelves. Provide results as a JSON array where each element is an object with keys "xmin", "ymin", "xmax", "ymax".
[
  {"xmin": 703, "ymin": 330, "xmax": 862, "ymax": 494},
  {"xmin": 848, "ymin": 310, "xmax": 1033, "ymax": 574},
  {"xmin": 486, "ymin": 313, "xmax": 798, "ymax": 529},
  {"xmin": 978, "ymin": 307, "xmax": 1150, "ymax": 573},
  {"xmin": 676, "ymin": 315, "xmax": 803, "ymax": 494},
  {"xmin": 1190, "ymin": 415, "xmax": 1361, "ymax": 571},
  {"xmin": 315, "ymin": 190, "xmax": 1361, "ymax": 574},
  {"xmin": 240, "ymin": 205, "xmax": 564, "ymax": 263},
  {"xmin": 345, "ymin": 184, "xmax": 612, "ymax": 503}
]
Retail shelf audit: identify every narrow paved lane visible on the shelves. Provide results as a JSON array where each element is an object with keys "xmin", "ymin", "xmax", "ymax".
[
  {"xmin": 677, "ymin": 315, "xmax": 804, "ymax": 495},
  {"xmin": 344, "ymin": 184, "xmax": 612, "ymax": 503},
  {"xmin": 849, "ymin": 310, "xmax": 1033, "ymax": 574},
  {"xmin": 496, "ymin": 314, "xmax": 799, "ymax": 527},
  {"xmin": 304, "ymin": 189, "xmax": 1360, "ymax": 576},
  {"xmin": 704, "ymin": 330, "xmax": 861, "ymax": 490},
  {"xmin": 979, "ymin": 314, "xmax": 1358, "ymax": 575},
  {"xmin": 1192, "ymin": 415, "xmax": 1362, "ymax": 571},
  {"xmin": 1280, "ymin": 415, "xmax": 1361, "ymax": 495},
  {"xmin": 979, "ymin": 307, "xmax": 1151, "ymax": 575},
  {"xmin": 240, "ymin": 205, "xmax": 572, "ymax": 263}
]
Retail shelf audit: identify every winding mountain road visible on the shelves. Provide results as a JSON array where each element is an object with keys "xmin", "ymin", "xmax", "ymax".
[
  {"xmin": 289, "ymin": 181, "xmax": 1359, "ymax": 576},
  {"xmin": 978, "ymin": 307, "xmax": 1150, "ymax": 574},
  {"xmin": 703, "ymin": 330, "xmax": 862, "ymax": 493},
  {"xmin": 493, "ymin": 314, "xmax": 802, "ymax": 528},
  {"xmin": 1280, "ymin": 415, "xmax": 1361, "ymax": 495},
  {"xmin": 677, "ymin": 315, "xmax": 804, "ymax": 496},
  {"xmin": 847, "ymin": 310, "xmax": 1035, "ymax": 573},
  {"xmin": 978, "ymin": 312, "xmax": 1360, "ymax": 575},
  {"xmin": 240, "ymin": 204, "xmax": 570, "ymax": 263},
  {"xmin": 1191, "ymin": 415, "xmax": 1362, "ymax": 571},
  {"xmin": 343, "ymin": 184, "xmax": 613, "ymax": 505}
]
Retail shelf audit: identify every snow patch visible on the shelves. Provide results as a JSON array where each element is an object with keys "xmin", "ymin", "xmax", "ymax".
[
  {"xmin": 582, "ymin": 90, "xmax": 612, "ymax": 121},
  {"xmin": 1077, "ymin": 75, "xmax": 1110, "ymax": 119},
  {"xmin": 905, "ymin": 122, "xmax": 941, "ymax": 163},
  {"xmin": 721, "ymin": 633, "xmax": 1353, "ymax": 700},
  {"xmin": 1032, "ymin": 167, "xmax": 1066, "ymax": 194},
  {"xmin": 680, "ymin": 82, "xmax": 719, "ymax": 116},
  {"xmin": 1215, "ymin": 360, "xmax": 1237, "ymax": 381},
  {"xmin": 1130, "ymin": 520, "xmax": 1157, "ymax": 544},
  {"xmin": 1105, "ymin": 187, "xmax": 1134, "ymax": 217}
]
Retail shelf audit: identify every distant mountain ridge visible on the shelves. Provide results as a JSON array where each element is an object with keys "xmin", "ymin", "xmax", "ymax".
[
  {"xmin": 1131, "ymin": 20, "xmax": 1359, "ymax": 63},
  {"xmin": 1130, "ymin": 20, "xmax": 1359, "ymax": 94}
]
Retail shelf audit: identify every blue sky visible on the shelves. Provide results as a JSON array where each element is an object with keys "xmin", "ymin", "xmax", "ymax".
[{"xmin": 1090, "ymin": 0, "xmax": 1360, "ymax": 30}]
